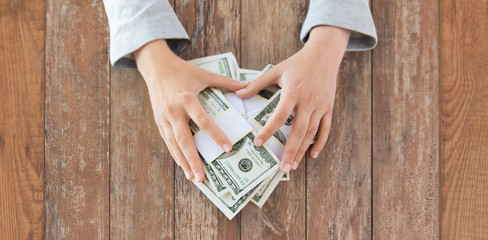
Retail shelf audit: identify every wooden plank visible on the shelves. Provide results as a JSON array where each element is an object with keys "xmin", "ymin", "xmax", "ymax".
[
  {"xmin": 173, "ymin": 1, "xmax": 241, "ymax": 239},
  {"xmin": 44, "ymin": 0, "xmax": 110, "ymax": 238},
  {"xmin": 110, "ymin": 1, "xmax": 175, "ymax": 238},
  {"xmin": 372, "ymin": 0, "xmax": 440, "ymax": 239},
  {"xmin": 240, "ymin": 1, "xmax": 307, "ymax": 239},
  {"xmin": 441, "ymin": 0, "xmax": 488, "ymax": 239},
  {"xmin": 307, "ymin": 52, "xmax": 372, "ymax": 239},
  {"xmin": 0, "ymin": 0, "xmax": 45, "ymax": 239},
  {"xmin": 109, "ymin": 70, "xmax": 175, "ymax": 239}
]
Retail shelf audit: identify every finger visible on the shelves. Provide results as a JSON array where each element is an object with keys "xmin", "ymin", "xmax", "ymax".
[
  {"xmin": 172, "ymin": 119, "xmax": 206, "ymax": 182},
  {"xmin": 254, "ymin": 92, "xmax": 295, "ymax": 147},
  {"xmin": 235, "ymin": 67, "xmax": 281, "ymax": 98},
  {"xmin": 280, "ymin": 110, "xmax": 311, "ymax": 173},
  {"xmin": 206, "ymin": 73, "xmax": 248, "ymax": 91},
  {"xmin": 309, "ymin": 114, "xmax": 333, "ymax": 159},
  {"xmin": 157, "ymin": 125, "xmax": 177, "ymax": 164},
  {"xmin": 186, "ymin": 97, "xmax": 232, "ymax": 152},
  {"xmin": 292, "ymin": 111, "xmax": 321, "ymax": 170},
  {"xmin": 162, "ymin": 123, "xmax": 194, "ymax": 179}
]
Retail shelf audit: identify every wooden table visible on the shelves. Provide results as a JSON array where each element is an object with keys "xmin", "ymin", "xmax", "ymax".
[{"xmin": 1, "ymin": 0, "xmax": 487, "ymax": 239}]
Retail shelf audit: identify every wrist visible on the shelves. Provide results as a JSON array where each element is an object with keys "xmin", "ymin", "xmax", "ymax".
[
  {"xmin": 135, "ymin": 40, "xmax": 179, "ymax": 87},
  {"xmin": 306, "ymin": 25, "xmax": 351, "ymax": 48},
  {"xmin": 304, "ymin": 26, "xmax": 350, "ymax": 69}
]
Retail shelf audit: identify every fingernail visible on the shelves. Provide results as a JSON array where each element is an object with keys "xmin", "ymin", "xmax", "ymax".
[
  {"xmin": 185, "ymin": 171, "xmax": 193, "ymax": 180},
  {"xmin": 255, "ymin": 138, "xmax": 263, "ymax": 146},
  {"xmin": 312, "ymin": 151, "xmax": 319, "ymax": 159},
  {"xmin": 282, "ymin": 163, "xmax": 291, "ymax": 173},
  {"xmin": 195, "ymin": 172, "xmax": 203, "ymax": 182},
  {"xmin": 236, "ymin": 88, "xmax": 246, "ymax": 94},
  {"xmin": 292, "ymin": 161, "xmax": 298, "ymax": 169},
  {"xmin": 223, "ymin": 144, "xmax": 232, "ymax": 152}
]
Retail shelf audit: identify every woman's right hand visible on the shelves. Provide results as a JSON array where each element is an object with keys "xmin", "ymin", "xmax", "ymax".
[{"xmin": 135, "ymin": 40, "xmax": 248, "ymax": 182}]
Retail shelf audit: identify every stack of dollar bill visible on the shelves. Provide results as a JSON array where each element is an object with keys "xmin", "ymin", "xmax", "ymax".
[{"xmin": 188, "ymin": 53, "xmax": 294, "ymax": 220}]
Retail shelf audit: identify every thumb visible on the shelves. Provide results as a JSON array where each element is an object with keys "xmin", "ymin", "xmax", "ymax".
[
  {"xmin": 235, "ymin": 67, "xmax": 280, "ymax": 99},
  {"xmin": 207, "ymin": 73, "xmax": 248, "ymax": 91}
]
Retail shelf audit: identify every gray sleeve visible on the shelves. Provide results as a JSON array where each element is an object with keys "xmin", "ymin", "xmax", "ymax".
[
  {"xmin": 103, "ymin": 0, "xmax": 190, "ymax": 69},
  {"xmin": 300, "ymin": 0, "xmax": 377, "ymax": 51}
]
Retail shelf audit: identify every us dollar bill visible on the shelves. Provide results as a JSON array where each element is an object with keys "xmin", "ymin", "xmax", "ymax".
[
  {"xmin": 256, "ymin": 87, "xmax": 279, "ymax": 101},
  {"xmin": 190, "ymin": 88, "xmax": 231, "ymax": 134},
  {"xmin": 189, "ymin": 52, "xmax": 238, "ymax": 79},
  {"xmin": 211, "ymin": 132, "xmax": 280, "ymax": 199},
  {"xmin": 194, "ymin": 175, "xmax": 259, "ymax": 220},
  {"xmin": 203, "ymin": 159, "xmax": 228, "ymax": 196},
  {"xmin": 261, "ymin": 64, "xmax": 274, "ymax": 73},
  {"xmin": 251, "ymin": 170, "xmax": 284, "ymax": 207},
  {"xmin": 238, "ymin": 69, "xmax": 260, "ymax": 82},
  {"xmin": 251, "ymin": 90, "xmax": 292, "ymax": 147},
  {"xmin": 257, "ymin": 65, "xmax": 280, "ymax": 99},
  {"xmin": 189, "ymin": 52, "xmax": 240, "ymax": 98},
  {"xmin": 188, "ymin": 53, "xmax": 238, "ymax": 134},
  {"xmin": 281, "ymin": 173, "xmax": 289, "ymax": 181}
]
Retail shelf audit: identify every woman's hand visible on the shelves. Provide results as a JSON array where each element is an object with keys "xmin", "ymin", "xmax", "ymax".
[
  {"xmin": 135, "ymin": 40, "xmax": 248, "ymax": 182},
  {"xmin": 236, "ymin": 26, "xmax": 351, "ymax": 174}
]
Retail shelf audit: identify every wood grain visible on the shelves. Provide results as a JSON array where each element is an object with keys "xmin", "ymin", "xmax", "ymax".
[
  {"xmin": 45, "ymin": 0, "xmax": 110, "ymax": 238},
  {"xmin": 306, "ymin": 51, "xmax": 372, "ymax": 239},
  {"xmin": 441, "ymin": 0, "xmax": 488, "ymax": 239},
  {"xmin": 0, "ymin": 0, "xmax": 45, "ymax": 239},
  {"xmin": 110, "ymin": 70, "xmax": 175, "ymax": 240},
  {"xmin": 173, "ymin": 1, "xmax": 241, "ymax": 239},
  {"xmin": 109, "ymin": 1, "xmax": 174, "ymax": 239},
  {"xmin": 240, "ymin": 1, "xmax": 307, "ymax": 239},
  {"xmin": 372, "ymin": 0, "xmax": 440, "ymax": 239}
]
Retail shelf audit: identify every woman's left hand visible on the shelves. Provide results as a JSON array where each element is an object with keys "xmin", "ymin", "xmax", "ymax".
[{"xmin": 236, "ymin": 25, "xmax": 351, "ymax": 173}]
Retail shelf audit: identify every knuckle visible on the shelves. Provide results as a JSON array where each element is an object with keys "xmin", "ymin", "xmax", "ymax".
[
  {"xmin": 166, "ymin": 137, "xmax": 177, "ymax": 147},
  {"xmin": 294, "ymin": 125, "xmax": 308, "ymax": 136},
  {"xmin": 307, "ymin": 127, "xmax": 317, "ymax": 137},
  {"xmin": 323, "ymin": 104, "xmax": 334, "ymax": 113},
  {"xmin": 159, "ymin": 132, "xmax": 167, "ymax": 141},
  {"xmin": 196, "ymin": 113, "xmax": 211, "ymax": 128},
  {"xmin": 282, "ymin": 91, "xmax": 296, "ymax": 101},
  {"xmin": 155, "ymin": 109, "xmax": 170, "ymax": 122},
  {"xmin": 176, "ymin": 135, "xmax": 190, "ymax": 146},
  {"xmin": 165, "ymin": 103, "xmax": 179, "ymax": 116},
  {"xmin": 284, "ymin": 149, "xmax": 297, "ymax": 160},
  {"xmin": 179, "ymin": 92, "xmax": 193, "ymax": 105},
  {"xmin": 249, "ymin": 80, "xmax": 259, "ymax": 88}
]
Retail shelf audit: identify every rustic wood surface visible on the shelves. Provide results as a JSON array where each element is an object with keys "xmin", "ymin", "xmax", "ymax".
[
  {"xmin": 0, "ymin": 0, "xmax": 45, "ymax": 239},
  {"xmin": 372, "ymin": 0, "xmax": 440, "ymax": 239},
  {"xmin": 44, "ymin": 0, "xmax": 110, "ymax": 238},
  {"xmin": 110, "ymin": 69, "xmax": 175, "ymax": 239},
  {"xmin": 1, "ymin": 0, "xmax": 488, "ymax": 239},
  {"xmin": 240, "ymin": 1, "xmax": 307, "ymax": 240},
  {"xmin": 441, "ymin": 0, "xmax": 488, "ymax": 239}
]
